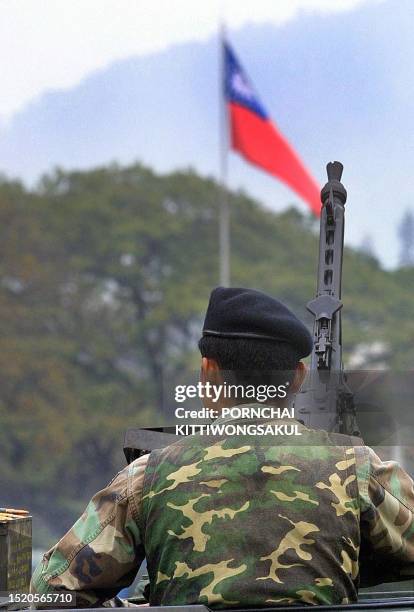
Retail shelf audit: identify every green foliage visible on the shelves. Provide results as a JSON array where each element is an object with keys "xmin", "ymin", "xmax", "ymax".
[{"xmin": 0, "ymin": 163, "xmax": 412, "ymax": 546}]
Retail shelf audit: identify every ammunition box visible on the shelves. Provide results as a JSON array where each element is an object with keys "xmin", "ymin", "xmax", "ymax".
[{"xmin": 0, "ymin": 516, "xmax": 32, "ymax": 592}]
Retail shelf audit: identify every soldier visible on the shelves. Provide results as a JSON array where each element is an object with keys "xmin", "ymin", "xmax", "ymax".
[{"xmin": 31, "ymin": 287, "xmax": 414, "ymax": 607}]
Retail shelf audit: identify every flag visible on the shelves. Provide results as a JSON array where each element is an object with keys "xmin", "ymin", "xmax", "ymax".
[{"xmin": 224, "ymin": 41, "xmax": 321, "ymax": 216}]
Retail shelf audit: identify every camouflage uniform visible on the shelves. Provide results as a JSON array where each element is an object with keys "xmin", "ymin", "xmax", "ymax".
[{"xmin": 31, "ymin": 410, "xmax": 414, "ymax": 607}]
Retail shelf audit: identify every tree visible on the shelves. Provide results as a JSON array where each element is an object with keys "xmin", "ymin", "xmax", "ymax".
[{"xmin": 398, "ymin": 209, "xmax": 414, "ymax": 267}]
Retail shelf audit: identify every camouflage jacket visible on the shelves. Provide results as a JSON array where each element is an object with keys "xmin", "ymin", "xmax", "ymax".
[{"xmin": 31, "ymin": 413, "xmax": 414, "ymax": 607}]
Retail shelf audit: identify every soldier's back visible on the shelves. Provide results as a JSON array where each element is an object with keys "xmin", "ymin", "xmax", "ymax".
[{"xmin": 140, "ymin": 421, "xmax": 360, "ymax": 607}]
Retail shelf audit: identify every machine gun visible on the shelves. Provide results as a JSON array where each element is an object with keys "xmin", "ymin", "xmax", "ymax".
[
  {"xmin": 124, "ymin": 161, "xmax": 359, "ymax": 462},
  {"xmin": 294, "ymin": 161, "xmax": 359, "ymax": 436}
]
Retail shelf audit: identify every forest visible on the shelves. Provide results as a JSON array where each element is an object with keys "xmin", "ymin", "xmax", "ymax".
[{"xmin": 1, "ymin": 162, "xmax": 413, "ymax": 548}]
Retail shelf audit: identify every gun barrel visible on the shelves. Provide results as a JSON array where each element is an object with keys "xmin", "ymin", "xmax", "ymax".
[{"xmin": 311, "ymin": 162, "xmax": 347, "ymax": 372}]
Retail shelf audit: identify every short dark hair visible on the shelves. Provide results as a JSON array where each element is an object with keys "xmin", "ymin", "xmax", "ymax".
[{"xmin": 198, "ymin": 335, "xmax": 301, "ymax": 391}]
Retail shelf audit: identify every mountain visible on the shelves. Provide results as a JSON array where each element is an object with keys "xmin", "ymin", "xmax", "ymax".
[{"xmin": 1, "ymin": 0, "xmax": 414, "ymax": 266}]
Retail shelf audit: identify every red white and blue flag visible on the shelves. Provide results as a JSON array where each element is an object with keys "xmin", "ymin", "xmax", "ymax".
[{"xmin": 224, "ymin": 41, "xmax": 320, "ymax": 215}]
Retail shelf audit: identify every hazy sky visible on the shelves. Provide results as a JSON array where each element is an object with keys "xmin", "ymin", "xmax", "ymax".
[
  {"xmin": 2, "ymin": 0, "xmax": 406, "ymax": 269},
  {"xmin": 0, "ymin": 0, "xmax": 376, "ymax": 120}
]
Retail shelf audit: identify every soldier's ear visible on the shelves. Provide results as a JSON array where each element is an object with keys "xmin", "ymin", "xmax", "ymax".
[
  {"xmin": 200, "ymin": 357, "xmax": 221, "ymax": 384},
  {"xmin": 201, "ymin": 357, "xmax": 220, "ymax": 375},
  {"xmin": 291, "ymin": 362, "xmax": 307, "ymax": 393}
]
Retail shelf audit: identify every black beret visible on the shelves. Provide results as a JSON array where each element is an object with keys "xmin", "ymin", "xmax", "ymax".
[{"xmin": 202, "ymin": 287, "xmax": 312, "ymax": 358}]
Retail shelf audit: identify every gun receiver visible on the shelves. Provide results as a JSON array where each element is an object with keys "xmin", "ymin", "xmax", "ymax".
[{"xmin": 294, "ymin": 162, "xmax": 359, "ymax": 436}]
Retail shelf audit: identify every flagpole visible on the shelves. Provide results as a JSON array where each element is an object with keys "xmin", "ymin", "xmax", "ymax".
[{"xmin": 219, "ymin": 23, "xmax": 230, "ymax": 287}]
